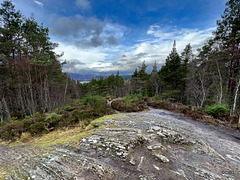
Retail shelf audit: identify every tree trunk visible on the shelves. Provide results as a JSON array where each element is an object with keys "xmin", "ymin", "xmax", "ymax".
[
  {"xmin": 232, "ymin": 76, "xmax": 240, "ymax": 115},
  {"xmin": 18, "ymin": 88, "xmax": 26, "ymax": 117},
  {"xmin": 44, "ymin": 74, "xmax": 50, "ymax": 112},
  {"xmin": 216, "ymin": 61, "xmax": 223, "ymax": 104},
  {"xmin": 155, "ymin": 86, "xmax": 158, "ymax": 96},
  {"xmin": 2, "ymin": 96, "xmax": 11, "ymax": 121},
  {"xmin": 238, "ymin": 116, "xmax": 240, "ymax": 129},
  {"xmin": 199, "ymin": 73, "xmax": 206, "ymax": 107},
  {"xmin": 0, "ymin": 100, "xmax": 3, "ymax": 123},
  {"xmin": 64, "ymin": 79, "xmax": 68, "ymax": 103}
]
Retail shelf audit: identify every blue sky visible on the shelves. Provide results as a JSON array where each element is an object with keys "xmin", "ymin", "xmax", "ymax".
[{"xmin": 1, "ymin": 0, "xmax": 227, "ymax": 75}]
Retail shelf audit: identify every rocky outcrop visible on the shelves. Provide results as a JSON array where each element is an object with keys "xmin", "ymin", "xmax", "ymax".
[{"xmin": 1, "ymin": 109, "xmax": 240, "ymax": 179}]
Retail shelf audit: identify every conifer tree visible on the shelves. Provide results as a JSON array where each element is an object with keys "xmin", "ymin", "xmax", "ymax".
[
  {"xmin": 159, "ymin": 40, "xmax": 184, "ymax": 101},
  {"xmin": 150, "ymin": 60, "xmax": 160, "ymax": 96},
  {"xmin": 214, "ymin": 0, "xmax": 240, "ymax": 95}
]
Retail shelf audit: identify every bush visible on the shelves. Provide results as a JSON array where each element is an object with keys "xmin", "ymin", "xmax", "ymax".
[
  {"xmin": 0, "ymin": 96, "xmax": 114, "ymax": 141},
  {"xmin": 82, "ymin": 95, "xmax": 104, "ymax": 106},
  {"xmin": 206, "ymin": 104, "xmax": 230, "ymax": 118},
  {"xmin": 153, "ymin": 95, "xmax": 162, "ymax": 100},
  {"xmin": 106, "ymin": 93, "xmax": 112, "ymax": 99},
  {"xmin": 29, "ymin": 122, "xmax": 48, "ymax": 135},
  {"xmin": 112, "ymin": 97, "xmax": 148, "ymax": 112},
  {"xmin": 82, "ymin": 95, "xmax": 108, "ymax": 116},
  {"xmin": 123, "ymin": 95, "xmax": 132, "ymax": 107},
  {"xmin": 64, "ymin": 105, "xmax": 75, "ymax": 111}
]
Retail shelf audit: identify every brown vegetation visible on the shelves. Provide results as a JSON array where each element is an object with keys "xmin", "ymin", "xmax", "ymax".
[
  {"xmin": 0, "ymin": 98, "xmax": 114, "ymax": 141},
  {"xmin": 146, "ymin": 98, "xmax": 239, "ymax": 130},
  {"xmin": 111, "ymin": 98, "xmax": 148, "ymax": 112}
]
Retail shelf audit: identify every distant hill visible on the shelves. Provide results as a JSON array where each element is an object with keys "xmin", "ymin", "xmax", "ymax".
[
  {"xmin": 68, "ymin": 73, "xmax": 132, "ymax": 82},
  {"xmin": 95, "ymin": 75, "xmax": 132, "ymax": 81},
  {"xmin": 121, "ymin": 75, "xmax": 132, "ymax": 81},
  {"xmin": 67, "ymin": 73, "xmax": 93, "ymax": 81}
]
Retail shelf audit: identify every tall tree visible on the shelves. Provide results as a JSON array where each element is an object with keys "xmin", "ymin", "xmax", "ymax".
[
  {"xmin": 159, "ymin": 40, "xmax": 184, "ymax": 101},
  {"xmin": 181, "ymin": 44, "xmax": 192, "ymax": 103},
  {"xmin": 214, "ymin": 0, "xmax": 240, "ymax": 113},
  {"xmin": 0, "ymin": 1, "xmax": 69, "ymax": 119},
  {"xmin": 214, "ymin": 0, "xmax": 240, "ymax": 93},
  {"xmin": 150, "ymin": 61, "xmax": 160, "ymax": 96}
]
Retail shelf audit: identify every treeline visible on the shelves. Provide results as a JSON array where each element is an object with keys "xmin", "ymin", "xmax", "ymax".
[
  {"xmin": 0, "ymin": 1, "xmax": 72, "ymax": 121},
  {"xmin": 78, "ymin": 72, "xmax": 128, "ymax": 97},
  {"xmin": 0, "ymin": 0, "xmax": 239, "ymax": 123},
  {"xmin": 83, "ymin": 0, "xmax": 240, "ymax": 116}
]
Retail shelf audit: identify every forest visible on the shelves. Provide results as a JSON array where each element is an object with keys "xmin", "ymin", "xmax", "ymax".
[{"xmin": 0, "ymin": 0, "xmax": 239, "ymax": 134}]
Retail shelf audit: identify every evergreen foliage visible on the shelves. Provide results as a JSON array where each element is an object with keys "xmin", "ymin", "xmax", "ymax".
[
  {"xmin": 0, "ymin": 1, "xmax": 71, "ymax": 121},
  {"xmin": 206, "ymin": 104, "xmax": 230, "ymax": 118},
  {"xmin": 158, "ymin": 41, "xmax": 186, "ymax": 101}
]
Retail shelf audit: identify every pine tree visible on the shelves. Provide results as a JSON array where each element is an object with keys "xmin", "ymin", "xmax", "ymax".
[
  {"xmin": 138, "ymin": 60, "xmax": 148, "ymax": 80},
  {"xmin": 150, "ymin": 60, "xmax": 160, "ymax": 96},
  {"xmin": 180, "ymin": 44, "xmax": 192, "ymax": 103},
  {"xmin": 159, "ymin": 40, "xmax": 184, "ymax": 101},
  {"xmin": 152, "ymin": 60, "xmax": 157, "ymax": 73},
  {"xmin": 213, "ymin": 0, "xmax": 240, "ymax": 113},
  {"xmin": 214, "ymin": 0, "xmax": 240, "ymax": 95},
  {"xmin": 0, "ymin": 0, "xmax": 22, "ymax": 58}
]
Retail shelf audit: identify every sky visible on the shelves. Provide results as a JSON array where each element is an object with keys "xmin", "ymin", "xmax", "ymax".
[{"xmin": 0, "ymin": 0, "xmax": 227, "ymax": 75}]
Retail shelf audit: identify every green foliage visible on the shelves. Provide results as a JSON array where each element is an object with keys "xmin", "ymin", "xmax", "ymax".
[
  {"xmin": 82, "ymin": 95, "xmax": 104, "ymax": 106},
  {"xmin": 0, "ymin": 96, "xmax": 114, "ymax": 141},
  {"xmin": 123, "ymin": 95, "xmax": 132, "ymax": 107},
  {"xmin": 45, "ymin": 113, "xmax": 62, "ymax": 125},
  {"xmin": 29, "ymin": 122, "xmax": 47, "ymax": 135},
  {"xmin": 206, "ymin": 104, "xmax": 230, "ymax": 118},
  {"xmin": 160, "ymin": 90, "xmax": 181, "ymax": 102},
  {"xmin": 106, "ymin": 93, "xmax": 112, "ymax": 99},
  {"xmin": 85, "ymin": 73, "xmax": 125, "ymax": 97},
  {"xmin": 82, "ymin": 95, "xmax": 110, "ymax": 116},
  {"xmin": 158, "ymin": 41, "xmax": 187, "ymax": 102},
  {"xmin": 64, "ymin": 105, "xmax": 75, "ymax": 112},
  {"xmin": 214, "ymin": 0, "xmax": 240, "ymax": 46},
  {"xmin": 0, "ymin": 1, "xmax": 69, "ymax": 122},
  {"xmin": 122, "ymin": 94, "xmax": 145, "ymax": 107},
  {"xmin": 153, "ymin": 95, "xmax": 162, "ymax": 100}
]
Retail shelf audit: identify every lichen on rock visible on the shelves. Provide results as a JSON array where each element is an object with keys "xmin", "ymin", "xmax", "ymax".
[{"xmin": 1, "ymin": 109, "xmax": 240, "ymax": 180}]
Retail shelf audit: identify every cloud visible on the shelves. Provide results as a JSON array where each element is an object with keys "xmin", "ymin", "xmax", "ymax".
[
  {"xmin": 54, "ymin": 24, "xmax": 214, "ymax": 75},
  {"xmin": 75, "ymin": 0, "xmax": 91, "ymax": 10},
  {"xmin": 50, "ymin": 15, "xmax": 126, "ymax": 48},
  {"xmin": 146, "ymin": 25, "xmax": 215, "ymax": 49},
  {"xmin": 33, "ymin": 0, "xmax": 43, "ymax": 7},
  {"xmin": 63, "ymin": 59, "xmax": 85, "ymax": 73}
]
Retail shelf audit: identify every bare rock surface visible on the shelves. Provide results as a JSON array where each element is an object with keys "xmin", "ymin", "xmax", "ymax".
[{"xmin": 1, "ymin": 108, "xmax": 240, "ymax": 179}]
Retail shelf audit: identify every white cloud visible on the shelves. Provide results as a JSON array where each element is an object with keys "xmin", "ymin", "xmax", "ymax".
[
  {"xmin": 54, "ymin": 25, "xmax": 215, "ymax": 74},
  {"xmin": 75, "ymin": 0, "xmax": 91, "ymax": 10},
  {"xmin": 33, "ymin": 0, "xmax": 43, "ymax": 7},
  {"xmin": 54, "ymin": 42, "xmax": 114, "ymax": 74},
  {"xmin": 50, "ymin": 15, "xmax": 128, "ymax": 48}
]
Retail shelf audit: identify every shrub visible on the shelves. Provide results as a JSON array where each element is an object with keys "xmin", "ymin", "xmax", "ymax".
[
  {"xmin": 82, "ymin": 96, "xmax": 108, "ymax": 116},
  {"xmin": 123, "ymin": 95, "xmax": 132, "ymax": 107},
  {"xmin": 206, "ymin": 104, "xmax": 230, "ymax": 118},
  {"xmin": 153, "ymin": 95, "xmax": 162, "ymax": 100},
  {"xmin": 64, "ymin": 105, "xmax": 75, "ymax": 111},
  {"xmin": 82, "ymin": 95, "xmax": 104, "ymax": 106},
  {"xmin": 29, "ymin": 122, "xmax": 48, "ymax": 135},
  {"xmin": 112, "ymin": 97, "xmax": 148, "ymax": 112},
  {"xmin": 106, "ymin": 93, "xmax": 112, "ymax": 99}
]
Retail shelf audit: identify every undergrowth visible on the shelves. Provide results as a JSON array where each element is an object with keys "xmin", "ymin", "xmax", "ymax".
[{"xmin": 0, "ymin": 96, "xmax": 114, "ymax": 142}]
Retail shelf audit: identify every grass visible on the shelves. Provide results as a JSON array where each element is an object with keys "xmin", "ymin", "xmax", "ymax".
[
  {"xmin": 1, "ymin": 114, "xmax": 126, "ymax": 149},
  {"xmin": 0, "ymin": 95, "xmax": 115, "ymax": 142}
]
